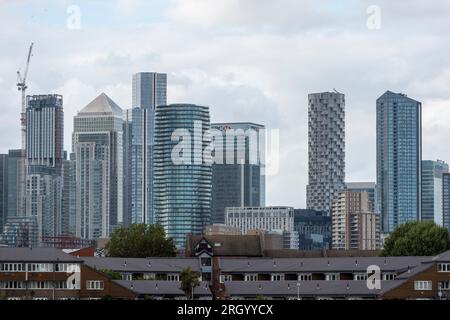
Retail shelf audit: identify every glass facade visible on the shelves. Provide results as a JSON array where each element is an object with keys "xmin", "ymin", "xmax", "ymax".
[
  {"xmin": 25, "ymin": 95, "xmax": 64, "ymax": 240},
  {"xmin": 443, "ymin": 174, "xmax": 450, "ymax": 233},
  {"xmin": 421, "ymin": 160, "xmax": 448, "ymax": 225},
  {"xmin": 0, "ymin": 154, "xmax": 7, "ymax": 232},
  {"xmin": 73, "ymin": 93, "xmax": 124, "ymax": 239},
  {"xmin": 130, "ymin": 72, "xmax": 167, "ymax": 225},
  {"xmin": 154, "ymin": 104, "xmax": 212, "ymax": 248},
  {"xmin": 7, "ymin": 149, "xmax": 26, "ymax": 218},
  {"xmin": 376, "ymin": 91, "xmax": 422, "ymax": 233},
  {"xmin": 211, "ymin": 123, "xmax": 265, "ymax": 224}
]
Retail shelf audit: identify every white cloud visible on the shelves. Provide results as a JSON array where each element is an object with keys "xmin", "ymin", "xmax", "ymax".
[{"xmin": 1, "ymin": 1, "xmax": 450, "ymax": 208}]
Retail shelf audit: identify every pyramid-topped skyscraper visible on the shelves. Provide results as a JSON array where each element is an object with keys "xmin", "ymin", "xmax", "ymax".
[{"xmin": 72, "ymin": 93, "xmax": 124, "ymax": 239}]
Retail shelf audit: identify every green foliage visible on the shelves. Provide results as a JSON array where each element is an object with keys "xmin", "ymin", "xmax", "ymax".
[
  {"xmin": 105, "ymin": 224, "xmax": 177, "ymax": 258},
  {"xmin": 255, "ymin": 295, "xmax": 271, "ymax": 300},
  {"xmin": 382, "ymin": 221, "xmax": 450, "ymax": 256},
  {"xmin": 100, "ymin": 268, "xmax": 122, "ymax": 280},
  {"xmin": 180, "ymin": 267, "xmax": 201, "ymax": 299},
  {"xmin": 101, "ymin": 295, "xmax": 113, "ymax": 300}
]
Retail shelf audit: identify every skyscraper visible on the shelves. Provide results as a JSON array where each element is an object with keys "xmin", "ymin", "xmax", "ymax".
[
  {"xmin": 122, "ymin": 109, "xmax": 133, "ymax": 226},
  {"xmin": 307, "ymin": 91, "xmax": 345, "ymax": 215},
  {"xmin": 211, "ymin": 122, "xmax": 265, "ymax": 224},
  {"xmin": 443, "ymin": 173, "xmax": 450, "ymax": 233},
  {"xmin": 7, "ymin": 149, "xmax": 26, "ymax": 218},
  {"xmin": 131, "ymin": 72, "xmax": 167, "ymax": 225},
  {"xmin": 376, "ymin": 91, "xmax": 422, "ymax": 233},
  {"xmin": 421, "ymin": 160, "xmax": 449, "ymax": 225},
  {"xmin": 0, "ymin": 154, "xmax": 8, "ymax": 231},
  {"xmin": 25, "ymin": 94, "xmax": 64, "ymax": 240},
  {"xmin": 61, "ymin": 154, "xmax": 76, "ymax": 236},
  {"xmin": 154, "ymin": 104, "xmax": 212, "ymax": 248},
  {"xmin": 73, "ymin": 93, "xmax": 124, "ymax": 240}
]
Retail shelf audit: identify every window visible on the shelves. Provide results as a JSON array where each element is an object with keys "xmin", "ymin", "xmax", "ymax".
[
  {"xmin": 271, "ymin": 274, "xmax": 284, "ymax": 281},
  {"xmin": 0, "ymin": 263, "xmax": 26, "ymax": 272},
  {"xmin": 383, "ymin": 273, "xmax": 397, "ymax": 281},
  {"xmin": 200, "ymin": 257, "xmax": 212, "ymax": 267},
  {"xmin": 325, "ymin": 273, "xmax": 340, "ymax": 281},
  {"xmin": 0, "ymin": 281, "xmax": 25, "ymax": 289},
  {"xmin": 245, "ymin": 274, "xmax": 258, "ymax": 281},
  {"xmin": 167, "ymin": 274, "xmax": 179, "ymax": 281},
  {"xmin": 354, "ymin": 273, "xmax": 367, "ymax": 281},
  {"xmin": 87, "ymin": 280, "xmax": 104, "ymax": 290},
  {"xmin": 439, "ymin": 282, "xmax": 450, "ymax": 290},
  {"xmin": 414, "ymin": 281, "xmax": 432, "ymax": 291},
  {"xmin": 298, "ymin": 273, "xmax": 312, "ymax": 281},
  {"xmin": 438, "ymin": 263, "xmax": 450, "ymax": 272},
  {"xmin": 220, "ymin": 275, "xmax": 233, "ymax": 283}
]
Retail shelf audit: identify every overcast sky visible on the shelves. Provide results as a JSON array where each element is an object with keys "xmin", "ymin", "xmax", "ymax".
[{"xmin": 1, "ymin": 0, "xmax": 450, "ymax": 208}]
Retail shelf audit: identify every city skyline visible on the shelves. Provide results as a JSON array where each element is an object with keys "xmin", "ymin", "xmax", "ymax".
[{"xmin": 2, "ymin": 1, "xmax": 450, "ymax": 209}]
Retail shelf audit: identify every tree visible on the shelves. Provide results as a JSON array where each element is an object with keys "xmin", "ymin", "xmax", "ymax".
[
  {"xmin": 382, "ymin": 221, "xmax": 450, "ymax": 256},
  {"xmin": 105, "ymin": 224, "xmax": 176, "ymax": 258},
  {"xmin": 180, "ymin": 267, "xmax": 201, "ymax": 300},
  {"xmin": 100, "ymin": 268, "xmax": 122, "ymax": 280}
]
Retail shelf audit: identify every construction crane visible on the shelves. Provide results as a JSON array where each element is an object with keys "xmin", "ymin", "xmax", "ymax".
[{"xmin": 16, "ymin": 42, "xmax": 34, "ymax": 150}]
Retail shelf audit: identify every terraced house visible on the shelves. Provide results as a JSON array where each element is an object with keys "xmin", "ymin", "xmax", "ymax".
[{"xmin": 2, "ymin": 244, "xmax": 450, "ymax": 300}]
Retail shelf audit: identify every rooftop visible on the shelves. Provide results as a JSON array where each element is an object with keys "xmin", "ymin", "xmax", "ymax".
[
  {"xmin": 0, "ymin": 247, "xmax": 81, "ymax": 262},
  {"xmin": 78, "ymin": 93, "xmax": 123, "ymax": 116}
]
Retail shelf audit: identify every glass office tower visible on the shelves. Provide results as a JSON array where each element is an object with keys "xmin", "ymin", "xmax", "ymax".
[
  {"xmin": 211, "ymin": 122, "xmax": 265, "ymax": 224},
  {"xmin": 421, "ymin": 160, "xmax": 448, "ymax": 225},
  {"xmin": 131, "ymin": 72, "xmax": 167, "ymax": 225},
  {"xmin": 0, "ymin": 154, "xmax": 7, "ymax": 232},
  {"xmin": 443, "ymin": 173, "xmax": 450, "ymax": 233},
  {"xmin": 376, "ymin": 91, "xmax": 422, "ymax": 233},
  {"xmin": 154, "ymin": 104, "xmax": 212, "ymax": 248},
  {"xmin": 73, "ymin": 93, "xmax": 124, "ymax": 239}
]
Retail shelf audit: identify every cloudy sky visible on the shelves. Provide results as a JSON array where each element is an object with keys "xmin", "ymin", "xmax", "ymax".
[{"xmin": 1, "ymin": 0, "xmax": 450, "ymax": 208}]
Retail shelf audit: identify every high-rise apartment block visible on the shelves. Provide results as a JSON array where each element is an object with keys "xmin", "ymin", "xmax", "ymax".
[
  {"xmin": 346, "ymin": 182, "xmax": 377, "ymax": 213},
  {"xmin": 376, "ymin": 91, "xmax": 422, "ymax": 233},
  {"xmin": 154, "ymin": 104, "xmax": 212, "ymax": 248},
  {"xmin": 211, "ymin": 122, "xmax": 265, "ymax": 224},
  {"xmin": 307, "ymin": 92, "xmax": 345, "ymax": 215},
  {"xmin": 331, "ymin": 191, "xmax": 380, "ymax": 250},
  {"xmin": 25, "ymin": 94, "xmax": 64, "ymax": 241}
]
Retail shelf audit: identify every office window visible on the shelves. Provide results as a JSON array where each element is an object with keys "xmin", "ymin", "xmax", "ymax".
[
  {"xmin": 414, "ymin": 281, "xmax": 432, "ymax": 291},
  {"xmin": 87, "ymin": 280, "xmax": 104, "ymax": 290}
]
